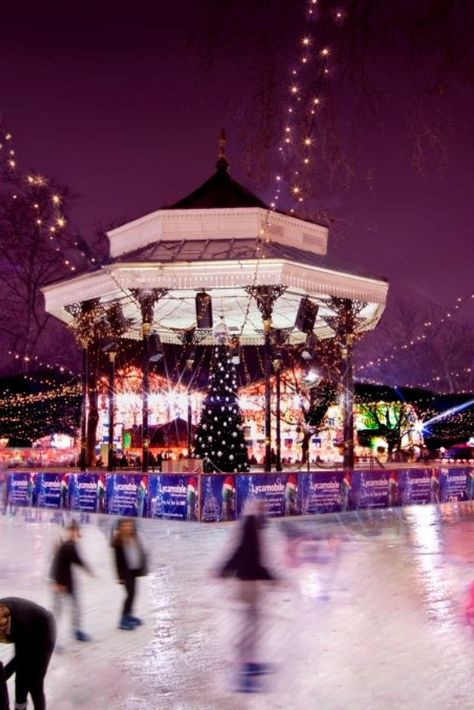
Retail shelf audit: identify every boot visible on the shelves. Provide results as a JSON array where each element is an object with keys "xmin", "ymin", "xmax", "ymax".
[{"xmin": 118, "ymin": 616, "xmax": 135, "ymax": 630}]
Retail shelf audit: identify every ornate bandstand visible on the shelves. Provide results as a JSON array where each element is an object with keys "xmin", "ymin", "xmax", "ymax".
[{"xmin": 43, "ymin": 137, "xmax": 388, "ymax": 472}]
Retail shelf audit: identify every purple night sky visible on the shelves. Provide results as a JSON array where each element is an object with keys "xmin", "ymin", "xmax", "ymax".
[{"xmin": 2, "ymin": 2, "xmax": 473, "ymax": 310}]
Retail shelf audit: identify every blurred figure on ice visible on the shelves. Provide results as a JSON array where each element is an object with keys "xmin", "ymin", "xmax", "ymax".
[
  {"xmin": 26, "ymin": 473, "xmax": 35, "ymax": 508},
  {"xmin": 430, "ymin": 470, "xmax": 440, "ymax": 504},
  {"xmin": 217, "ymin": 500, "xmax": 276, "ymax": 693},
  {"xmin": 221, "ymin": 475, "xmax": 236, "ymax": 522},
  {"xmin": 136, "ymin": 477, "xmax": 147, "ymax": 517},
  {"xmin": 0, "ymin": 597, "xmax": 56, "ymax": 710},
  {"xmin": 50, "ymin": 520, "xmax": 94, "ymax": 642},
  {"xmin": 60, "ymin": 474, "xmax": 69, "ymax": 510},
  {"xmin": 186, "ymin": 477, "xmax": 198, "ymax": 521},
  {"xmin": 339, "ymin": 471, "xmax": 351, "ymax": 512},
  {"xmin": 284, "ymin": 474, "xmax": 298, "ymax": 516},
  {"xmin": 111, "ymin": 518, "xmax": 148, "ymax": 630},
  {"xmin": 0, "ymin": 473, "xmax": 7, "ymax": 515},
  {"xmin": 96, "ymin": 473, "xmax": 106, "ymax": 514},
  {"xmin": 388, "ymin": 472, "xmax": 399, "ymax": 508},
  {"xmin": 465, "ymin": 469, "xmax": 474, "ymax": 501}
]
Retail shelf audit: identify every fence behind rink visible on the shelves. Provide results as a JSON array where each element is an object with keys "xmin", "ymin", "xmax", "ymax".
[{"xmin": 1, "ymin": 466, "xmax": 474, "ymax": 522}]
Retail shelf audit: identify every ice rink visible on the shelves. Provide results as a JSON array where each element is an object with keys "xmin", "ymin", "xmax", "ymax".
[{"xmin": 2, "ymin": 502, "xmax": 474, "ymax": 709}]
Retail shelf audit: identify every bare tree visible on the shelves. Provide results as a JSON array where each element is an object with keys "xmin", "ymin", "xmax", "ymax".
[
  {"xmin": 355, "ymin": 293, "xmax": 474, "ymax": 392},
  {"xmin": 189, "ymin": 0, "xmax": 474, "ymax": 214},
  {"xmin": 0, "ymin": 132, "xmax": 85, "ymax": 371}
]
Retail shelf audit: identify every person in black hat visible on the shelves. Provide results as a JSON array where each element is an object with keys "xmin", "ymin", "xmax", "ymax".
[
  {"xmin": 50, "ymin": 520, "xmax": 94, "ymax": 642},
  {"xmin": 0, "ymin": 597, "xmax": 56, "ymax": 710}
]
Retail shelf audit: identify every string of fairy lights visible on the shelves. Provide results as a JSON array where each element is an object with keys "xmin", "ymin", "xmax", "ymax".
[
  {"xmin": 271, "ymin": 0, "xmax": 346, "ymax": 212},
  {"xmin": 0, "ymin": 124, "xmax": 91, "ymax": 275},
  {"xmin": 355, "ymin": 291, "xmax": 474, "ymax": 390}
]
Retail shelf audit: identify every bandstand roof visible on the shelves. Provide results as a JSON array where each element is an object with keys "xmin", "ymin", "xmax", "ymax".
[{"xmin": 42, "ymin": 144, "xmax": 388, "ymax": 346}]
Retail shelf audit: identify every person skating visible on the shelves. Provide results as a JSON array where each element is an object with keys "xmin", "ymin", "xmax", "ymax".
[
  {"xmin": 0, "ymin": 597, "xmax": 56, "ymax": 710},
  {"xmin": 50, "ymin": 520, "xmax": 94, "ymax": 642},
  {"xmin": 217, "ymin": 499, "xmax": 277, "ymax": 693},
  {"xmin": 111, "ymin": 518, "xmax": 148, "ymax": 630}
]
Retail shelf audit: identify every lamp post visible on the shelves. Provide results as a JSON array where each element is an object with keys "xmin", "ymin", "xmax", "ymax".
[
  {"xmin": 79, "ymin": 339, "xmax": 88, "ymax": 471},
  {"xmin": 323, "ymin": 297, "xmax": 365, "ymax": 472},
  {"xmin": 186, "ymin": 349, "xmax": 195, "ymax": 456},
  {"xmin": 245, "ymin": 285, "xmax": 287, "ymax": 472},
  {"xmin": 142, "ymin": 321, "xmax": 151, "ymax": 472},
  {"xmin": 273, "ymin": 352, "xmax": 283, "ymax": 472},
  {"xmin": 132, "ymin": 288, "xmax": 169, "ymax": 473},
  {"xmin": 107, "ymin": 348, "xmax": 117, "ymax": 471},
  {"xmin": 341, "ymin": 334, "xmax": 355, "ymax": 471}
]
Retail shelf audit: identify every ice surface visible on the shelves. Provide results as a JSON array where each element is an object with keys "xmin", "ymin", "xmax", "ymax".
[{"xmin": 1, "ymin": 503, "xmax": 474, "ymax": 709}]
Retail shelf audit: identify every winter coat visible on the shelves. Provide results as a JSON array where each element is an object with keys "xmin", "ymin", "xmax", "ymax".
[
  {"xmin": 50, "ymin": 540, "xmax": 86, "ymax": 593},
  {"xmin": 0, "ymin": 597, "xmax": 56, "ymax": 680},
  {"xmin": 111, "ymin": 536, "xmax": 147, "ymax": 581},
  {"xmin": 219, "ymin": 515, "xmax": 274, "ymax": 581}
]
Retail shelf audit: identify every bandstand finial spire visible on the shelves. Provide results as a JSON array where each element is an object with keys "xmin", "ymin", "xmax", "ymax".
[{"xmin": 216, "ymin": 128, "xmax": 229, "ymax": 172}]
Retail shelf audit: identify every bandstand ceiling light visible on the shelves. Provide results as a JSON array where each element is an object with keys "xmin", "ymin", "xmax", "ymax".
[
  {"xmin": 101, "ymin": 340, "xmax": 118, "ymax": 354},
  {"xmin": 107, "ymin": 302, "xmax": 128, "ymax": 334},
  {"xmin": 301, "ymin": 332, "xmax": 318, "ymax": 361},
  {"xmin": 149, "ymin": 332, "xmax": 164, "ymax": 362},
  {"xmin": 196, "ymin": 291, "xmax": 213, "ymax": 329},
  {"xmin": 186, "ymin": 347, "xmax": 196, "ymax": 370},
  {"xmin": 272, "ymin": 350, "xmax": 284, "ymax": 371},
  {"xmin": 295, "ymin": 296, "xmax": 319, "ymax": 333},
  {"xmin": 230, "ymin": 340, "xmax": 241, "ymax": 365}
]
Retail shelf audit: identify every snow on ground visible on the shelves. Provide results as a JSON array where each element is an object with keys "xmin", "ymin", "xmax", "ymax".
[{"xmin": 2, "ymin": 503, "xmax": 474, "ymax": 709}]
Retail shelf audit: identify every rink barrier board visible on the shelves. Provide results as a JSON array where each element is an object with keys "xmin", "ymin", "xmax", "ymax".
[{"xmin": 2, "ymin": 467, "xmax": 474, "ymax": 522}]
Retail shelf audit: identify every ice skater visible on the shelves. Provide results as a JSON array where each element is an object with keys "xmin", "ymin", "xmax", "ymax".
[
  {"xmin": 217, "ymin": 499, "xmax": 277, "ymax": 693},
  {"xmin": 430, "ymin": 470, "xmax": 440, "ymax": 504},
  {"xmin": 0, "ymin": 597, "xmax": 56, "ymax": 710},
  {"xmin": 111, "ymin": 518, "xmax": 148, "ymax": 630},
  {"xmin": 50, "ymin": 519, "xmax": 94, "ymax": 642},
  {"xmin": 339, "ymin": 471, "xmax": 351, "ymax": 512}
]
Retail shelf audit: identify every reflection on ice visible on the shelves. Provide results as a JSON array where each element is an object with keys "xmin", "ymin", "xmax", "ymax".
[
  {"xmin": 406, "ymin": 504, "xmax": 454, "ymax": 626},
  {"xmin": 2, "ymin": 503, "xmax": 474, "ymax": 708}
]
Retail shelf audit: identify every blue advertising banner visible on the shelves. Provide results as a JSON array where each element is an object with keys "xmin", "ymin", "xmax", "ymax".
[
  {"xmin": 398, "ymin": 469, "xmax": 431, "ymax": 505},
  {"xmin": 439, "ymin": 467, "xmax": 471, "ymax": 503},
  {"xmin": 236, "ymin": 474, "xmax": 296, "ymax": 517},
  {"xmin": 106, "ymin": 473, "xmax": 148, "ymax": 517},
  {"xmin": 3, "ymin": 466, "xmax": 474, "ymax": 521},
  {"xmin": 465, "ymin": 468, "xmax": 474, "ymax": 501},
  {"xmin": 34, "ymin": 472, "xmax": 62, "ymax": 508},
  {"xmin": 200, "ymin": 475, "xmax": 237, "ymax": 522},
  {"xmin": 148, "ymin": 474, "xmax": 198, "ymax": 520},
  {"xmin": 298, "ymin": 472, "xmax": 343, "ymax": 515},
  {"xmin": 6, "ymin": 472, "xmax": 35, "ymax": 507},
  {"xmin": 351, "ymin": 471, "xmax": 391, "ymax": 510},
  {"xmin": 69, "ymin": 473, "xmax": 102, "ymax": 513}
]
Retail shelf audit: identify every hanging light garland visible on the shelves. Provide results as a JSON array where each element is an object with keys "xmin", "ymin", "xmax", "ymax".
[{"xmin": 271, "ymin": 0, "xmax": 347, "ymax": 213}]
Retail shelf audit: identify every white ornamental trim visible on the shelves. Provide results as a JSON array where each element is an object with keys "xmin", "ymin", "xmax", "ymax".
[
  {"xmin": 107, "ymin": 207, "xmax": 329, "ymax": 257},
  {"xmin": 42, "ymin": 258, "xmax": 387, "ymax": 322}
]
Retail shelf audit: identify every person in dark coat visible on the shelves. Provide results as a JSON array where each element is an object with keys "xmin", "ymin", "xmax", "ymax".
[
  {"xmin": 0, "ymin": 661, "xmax": 10, "ymax": 708},
  {"xmin": 111, "ymin": 518, "xmax": 147, "ymax": 630},
  {"xmin": 50, "ymin": 520, "xmax": 94, "ymax": 642},
  {"xmin": 0, "ymin": 597, "xmax": 56, "ymax": 710},
  {"xmin": 218, "ymin": 500, "xmax": 276, "ymax": 692}
]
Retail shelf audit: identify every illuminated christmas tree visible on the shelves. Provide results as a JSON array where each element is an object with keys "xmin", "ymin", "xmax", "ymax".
[{"xmin": 194, "ymin": 344, "xmax": 249, "ymax": 473}]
